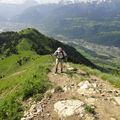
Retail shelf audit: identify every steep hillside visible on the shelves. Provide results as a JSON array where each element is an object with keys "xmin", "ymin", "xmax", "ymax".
[
  {"xmin": 0, "ymin": 28, "xmax": 100, "ymax": 69},
  {"xmin": 21, "ymin": 62, "xmax": 120, "ymax": 120},
  {"xmin": 0, "ymin": 53, "xmax": 52, "ymax": 120},
  {"xmin": 0, "ymin": 28, "xmax": 120, "ymax": 120}
]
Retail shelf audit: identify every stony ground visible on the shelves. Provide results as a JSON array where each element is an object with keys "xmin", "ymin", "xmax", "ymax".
[{"xmin": 21, "ymin": 64, "xmax": 120, "ymax": 120}]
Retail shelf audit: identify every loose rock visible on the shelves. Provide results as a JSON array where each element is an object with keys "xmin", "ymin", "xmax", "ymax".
[{"xmin": 114, "ymin": 97, "xmax": 120, "ymax": 105}]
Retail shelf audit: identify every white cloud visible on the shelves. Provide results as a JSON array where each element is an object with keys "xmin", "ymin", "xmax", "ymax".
[
  {"xmin": 0, "ymin": 0, "xmax": 100, "ymax": 4},
  {"xmin": 0, "ymin": 0, "xmax": 25, "ymax": 4},
  {"xmin": 0, "ymin": 0, "xmax": 54, "ymax": 4},
  {"xmin": 36, "ymin": 0, "xmax": 59, "ymax": 4},
  {"xmin": 0, "ymin": 0, "xmax": 60, "ymax": 4}
]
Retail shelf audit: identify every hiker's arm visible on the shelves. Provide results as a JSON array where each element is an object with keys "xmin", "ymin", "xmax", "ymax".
[{"xmin": 53, "ymin": 51, "xmax": 57, "ymax": 56}]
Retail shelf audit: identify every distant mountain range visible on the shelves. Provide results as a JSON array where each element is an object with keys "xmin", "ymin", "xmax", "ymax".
[
  {"xmin": 7, "ymin": 0, "xmax": 120, "ymax": 47},
  {"xmin": 0, "ymin": 0, "xmax": 38, "ymax": 18},
  {"xmin": 0, "ymin": 0, "xmax": 113, "ymax": 19},
  {"xmin": 0, "ymin": 0, "xmax": 120, "ymax": 47},
  {"xmin": 0, "ymin": 16, "xmax": 6, "ymax": 22}
]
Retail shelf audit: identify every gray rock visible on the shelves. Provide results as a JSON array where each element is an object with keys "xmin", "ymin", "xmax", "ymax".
[
  {"xmin": 54, "ymin": 100, "xmax": 85, "ymax": 118},
  {"xmin": 85, "ymin": 114, "xmax": 95, "ymax": 120},
  {"xmin": 114, "ymin": 97, "xmax": 120, "ymax": 105},
  {"xmin": 85, "ymin": 98, "xmax": 96, "ymax": 105},
  {"xmin": 78, "ymin": 81, "xmax": 91, "ymax": 89},
  {"xmin": 21, "ymin": 118, "xmax": 26, "ymax": 120},
  {"xmin": 23, "ymin": 111, "xmax": 29, "ymax": 117},
  {"xmin": 85, "ymin": 116, "xmax": 95, "ymax": 120},
  {"xmin": 29, "ymin": 104, "xmax": 36, "ymax": 112},
  {"xmin": 67, "ymin": 67, "xmax": 77, "ymax": 72},
  {"xmin": 110, "ymin": 117, "xmax": 116, "ymax": 120}
]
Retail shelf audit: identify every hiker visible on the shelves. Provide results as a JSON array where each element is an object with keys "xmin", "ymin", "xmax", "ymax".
[{"xmin": 53, "ymin": 47, "xmax": 67, "ymax": 73}]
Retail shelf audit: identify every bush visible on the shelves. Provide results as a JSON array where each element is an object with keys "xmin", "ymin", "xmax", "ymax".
[
  {"xmin": 45, "ymin": 92, "xmax": 52, "ymax": 99},
  {"xmin": 33, "ymin": 94, "xmax": 44, "ymax": 102},
  {"xmin": 66, "ymin": 71, "xmax": 74, "ymax": 78},
  {"xmin": 54, "ymin": 86, "xmax": 64, "ymax": 93},
  {"xmin": 22, "ymin": 80, "xmax": 49, "ymax": 100},
  {"xmin": 84, "ymin": 104, "xmax": 96, "ymax": 114},
  {"xmin": 0, "ymin": 97, "xmax": 23, "ymax": 120}
]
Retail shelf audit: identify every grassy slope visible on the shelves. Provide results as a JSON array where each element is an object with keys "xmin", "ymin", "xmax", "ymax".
[
  {"xmin": 0, "ymin": 51, "xmax": 52, "ymax": 120},
  {"xmin": 71, "ymin": 63, "xmax": 120, "ymax": 88},
  {"xmin": 0, "ymin": 51, "xmax": 120, "ymax": 120},
  {"xmin": 0, "ymin": 28, "xmax": 119, "ymax": 119}
]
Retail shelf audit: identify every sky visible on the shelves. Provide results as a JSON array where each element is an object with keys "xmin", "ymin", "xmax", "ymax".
[{"xmin": 0, "ymin": 0, "xmax": 91, "ymax": 4}]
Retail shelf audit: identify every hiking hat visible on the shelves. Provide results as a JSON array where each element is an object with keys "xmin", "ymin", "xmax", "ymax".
[{"xmin": 57, "ymin": 47, "xmax": 62, "ymax": 52}]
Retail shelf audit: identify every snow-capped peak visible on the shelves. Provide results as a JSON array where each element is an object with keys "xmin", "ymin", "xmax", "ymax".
[{"xmin": 58, "ymin": 0, "xmax": 108, "ymax": 5}]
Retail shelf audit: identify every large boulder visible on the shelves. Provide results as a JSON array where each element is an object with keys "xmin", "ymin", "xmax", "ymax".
[{"xmin": 54, "ymin": 100, "xmax": 84, "ymax": 118}]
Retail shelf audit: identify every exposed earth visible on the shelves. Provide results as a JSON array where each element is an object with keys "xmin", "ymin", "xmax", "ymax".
[{"xmin": 21, "ymin": 64, "xmax": 120, "ymax": 120}]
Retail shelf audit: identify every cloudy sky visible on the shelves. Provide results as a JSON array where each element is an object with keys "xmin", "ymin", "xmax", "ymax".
[{"xmin": 0, "ymin": 0, "xmax": 91, "ymax": 4}]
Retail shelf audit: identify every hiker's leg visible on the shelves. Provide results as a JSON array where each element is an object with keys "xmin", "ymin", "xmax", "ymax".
[
  {"xmin": 55, "ymin": 58, "xmax": 59, "ymax": 73},
  {"xmin": 60, "ymin": 59, "xmax": 63, "ymax": 73}
]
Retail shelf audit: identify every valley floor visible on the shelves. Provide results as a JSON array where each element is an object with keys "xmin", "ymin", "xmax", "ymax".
[{"xmin": 21, "ymin": 64, "xmax": 120, "ymax": 120}]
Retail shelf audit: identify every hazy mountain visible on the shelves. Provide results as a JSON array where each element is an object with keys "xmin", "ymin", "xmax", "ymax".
[
  {"xmin": 11, "ymin": 0, "xmax": 120, "ymax": 47},
  {"xmin": 0, "ymin": 16, "xmax": 6, "ymax": 22},
  {"xmin": 0, "ymin": 0, "xmax": 39, "ymax": 19}
]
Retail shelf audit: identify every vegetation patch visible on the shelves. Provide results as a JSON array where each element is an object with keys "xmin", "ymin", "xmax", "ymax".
[
  {"xmin": 33, "ymin": 94, "xmax": 44, "ymax": 102},
  {"xmin": 71, "ymin": 63, "xmax": 120, "ymax": 88},
  {"xmin": 84, "ymin": 104, "xmax": 96, "ymax": 114},
  {"xmin": 54, "ymin": 86, "xmax": 64, "ymax": 93},
  {"xmin": 45, "ymin": 92, "xmax": 53, "ymax": 99},
  {"xmin": 0, "ymin": 53, "xmax": 52, "ymax": 120}
]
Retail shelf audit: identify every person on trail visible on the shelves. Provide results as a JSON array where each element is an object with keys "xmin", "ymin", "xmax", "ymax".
[{"xmin": 53, "ymin": 47, "xmax": 67, "ymax": 73}]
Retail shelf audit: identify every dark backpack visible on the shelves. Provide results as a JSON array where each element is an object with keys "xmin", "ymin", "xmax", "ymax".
[{"xmin": 56, "ymin": 51, "xmax": 65, "ymax": 59}]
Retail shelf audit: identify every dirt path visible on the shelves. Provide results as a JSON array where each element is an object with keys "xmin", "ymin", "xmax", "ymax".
[
  {"xmin": 3, "ymin": 69, "xmax": 26, "ymax": 80},
  {"xmin": 21, "ymin": 65, "xmax": 120, "ymax": 120}
]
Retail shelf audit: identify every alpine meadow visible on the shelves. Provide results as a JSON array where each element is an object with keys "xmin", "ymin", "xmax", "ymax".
[{"xmin": 0, "ymin": 0, "xmax": 120, "ymax": 120}]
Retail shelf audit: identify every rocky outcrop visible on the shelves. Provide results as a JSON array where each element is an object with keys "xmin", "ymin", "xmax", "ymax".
[
  {"xmin": 21, "ymin": 102, "xmax": 42, "ymax": 120},
  {"xmin": 77, "ymin": 81, "xmax": 97, "ymax": 95},
  {"xmin": 54, "ymin": 100, "xmax": 84, "ymax": 118}
]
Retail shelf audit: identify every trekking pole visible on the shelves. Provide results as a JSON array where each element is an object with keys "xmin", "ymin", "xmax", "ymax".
[
  {"xmin": 64, "ymin": 57, "xmax": 68, "ymax": 70},
  {"xmin": 50, "ymin": 53, "xmax": 55, "ymax": 61}
]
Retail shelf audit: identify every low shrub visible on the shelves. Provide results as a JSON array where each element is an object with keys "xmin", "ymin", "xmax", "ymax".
[
  {"xmin": 33, "ymin": 94, "xmax": 44, "ymax": 102},
  {"xmin": 84, "ymin": 104, "xmax": 96, "ymax": 114},
  {"xmin": 54, "ymin": 86, "xmax": 64, "ymax": 93},
  {"xmin": 0, "ymin": 96, "xmax": 23, "ymax": 120},
  {"xmin": 22, "ymin": 80, "xmax": 49, "ymax": 100}
]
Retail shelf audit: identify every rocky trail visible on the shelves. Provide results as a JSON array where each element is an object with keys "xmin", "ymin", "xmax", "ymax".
[{"xmin": 21, "ymin": 64, "xmax": 120, "ymax": 120}]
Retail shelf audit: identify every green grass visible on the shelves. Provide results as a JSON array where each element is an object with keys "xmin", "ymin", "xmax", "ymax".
[
  {"xmin": 0, "ymin": 51, "xmax": 53, "ymax": 120},
  {"xmin": 16, "ymin": 38, "xmax": 32, "ymax": 52},
  {"xmin": 71, "ymin": 63, "xmax": 120, "ymax": 88},
  {"xmin": 84, "ymin": 104, "xmax": 96, "ymax": 114}
]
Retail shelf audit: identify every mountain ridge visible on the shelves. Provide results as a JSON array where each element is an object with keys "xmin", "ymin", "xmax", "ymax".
[
  {"xmin": 0, "ymin": 28, "xmax": 120, "ymax": 120},
  {"xmin": 0, "ymin": 28, "xmax": 102, "ymax": 70}
]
